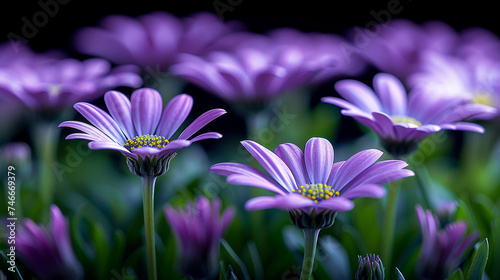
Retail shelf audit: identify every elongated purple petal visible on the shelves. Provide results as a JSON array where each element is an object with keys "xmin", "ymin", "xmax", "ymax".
[
  {"xmin": 334, "ymin": 79, "xmax": 382, "ymax": 112},
  {"xmin": 274, "ymin": 143, "xmax": 308, "ymax": 187},
  {"xmin": 88, "ymin": 141, "xmax": 133, "ymax": 157},
  {"xmin": 372, "ymin": 112, "xmax": 396, "ymax": 139},
  {"xmin": 131, "ymin": 88, "xmax": 163, "ymax": 136},
  {"xmin": 227, "ymin": 174, "xmax": 288, "ymax": 195},
  {"xmin": 74, "ymin": 102, "xmax": 126, "ymax": 145},
  {"xmin": 245, "ymin": 194, "xmax": 314, "ymax": 211},
  {"xmin": 340, "ymin": 184, "xmax": 386, "ymax": 200},
  {"xmin": 189, "ymin": 132, "xmax": 222, "ymax": 142},
  {"xmin": 241, "ymin": 140, "xmax": 296, "ymax": 192},
  {"xmin": 439, "ymin": 122, "xmax": 484, "ymax": 133},
  {"xmin": 373, "ymin": 73, "xmax": 408, "ymax": 115},
  {"xmin": 104, "ymin": 90, "xmax": 135, "ymax": 139},
  {"xmin": 333, "ymin": 149, "xmax": 383, "ymax": 193},
  {"xmin": 156, "ymin": 94, "xmax": 193, "ymax": 139},
  {"xmin": 305, "ymin": 137, "xmax": 334, "ymax": 184},
  {"xmin": 178, "ymin": 109, "xmax": 226, "ymax": 140},
  {"xmin": 344, "ymin": 160, "xmax": 414, "ymax": 189},
  {"xmin": 315, "ymin": 196, "xmax": 354, "ymax": 212},
  {"xmin": 59, "ymin": 121, "xmax": 110, "ymax": 141},
  {"xmin": 156, "ymin": 139, "xmax": 192, "ymax": 158}
]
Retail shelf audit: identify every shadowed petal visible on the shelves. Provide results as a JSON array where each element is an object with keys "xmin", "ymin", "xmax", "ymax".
[
  {"xmin": 74, "ymin": 102, "xmax": 126, "ymax": 145},
  {"xmin": 157, "ymin": 139, "xmax": 192, "ymax": 158},
  {"xmin": 104, "ymin": 90, "xmax": 135, "ymax": 139},
  {"xmin": 372, "ymin": 112, "xmax": 396, "ymax": 140},
  {"xmin": 245, "ymin": 194, "xmax": 315, "ymax": 211},
  {"xmin": 178, "ymin": 109, "xmax": 226, "ymax": 140},
  {"xmin": 131, "ymin": 88, "xmax": 163, "ymax": 136},
  {"xmin": 241, "ymin": 140, "xmax": 296, "ymax": 192},
  {"xmin": 439, "ymin": 122, "xmax": 484, "ymax": 133},
  {"xmin": 274, "ymin": 143, "xmax": 308, "ymax": 187},
  {"xmin": 305, "ymin": 137, "xmax": 334, "ymax": 184},
  {"xmin": 88, "ymin": 141, "xmax": 133, "ymax": 157},
  {"xmin": 156, "ymin": 93, "xmax": 193, "ymax": 139},
  {"xmin": 340, "ymin": 184, "xmax": 386, "ymax": 200},
  {"xmin": 373, "ymin": 73, "xmax": 408, "ymax": 115},
  {"xmin": 315, "ymin": 196, "xmax": 354, "ymax": 212}
]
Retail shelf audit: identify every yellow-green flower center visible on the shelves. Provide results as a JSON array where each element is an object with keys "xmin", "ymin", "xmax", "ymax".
[
  {"xmin": 292, "ymin": 184, "xmax": 340, "ymax": 203},
  {"xmin": 391, "ymin": 115, "xmax": 422, "ymax": 127},
  {"xmin": 124, "ymin": 134, "xmax": 169, "ymax": 151},
  {"xmin": 472, "ymin": 93, "xmax": 494, "ymax": 106}
]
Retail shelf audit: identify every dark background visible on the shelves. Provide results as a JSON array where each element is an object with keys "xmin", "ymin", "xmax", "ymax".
[{"xmin": 2, "ymin": 0, "xmax": 499, "ymax": 56}]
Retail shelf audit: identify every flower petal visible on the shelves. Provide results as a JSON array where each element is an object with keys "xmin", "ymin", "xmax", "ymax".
[
  {"xmin": 227, "ymin": 174, "xmax": 288, "ymax": 195},
  {"xmin": 104, "ymin": 90, "xmax": 136, "ymax": 139},
  {"xmin": 59, "ymin": 120, "xmax": 110, "ymax": 142},
  {"xmin": 156, "ymin": 94, "xmax": 193, "ymax": 139},
  {"xmin": 88, "ymin": 141, "xmax": 133, "ymax": 157},
  {"xmin": 315, "ymin": 196, "xmax": 354, "ymax": 212},
  {"xmin": 74, "ymin": 102, "xmax": 126, "ymax": 145},
  {"xmin": 189, "ymin": 132, "xmax": 222, "ymax": 142},
  {"xmin": 178, "ymin": 109, "xmax": 226, "ymax": 140},
  {"xmin": 131, "ymin": 88, "xmax": 163, "ymax": 136},
  {"xmin": 157, "ymin": 139, "xmax": 192, "ymax": 158},
  {"xmin": 333, "ymin": 149, "xmax": 384, "ymax": 193},
  {"xmin": 334, "ymin": 79, "xmax": 382, "ymax": 112},
  {"xmin": 373, "ymin": 73, "xmax": 408, "ymax": 115},
  {"xmin": 340, "ymin": 184, "xmax": 386, "ymax": 200},
  {"xmin": 274, "ymin": 143, "xmax": 308, "ymax": 187},
  {"xmin": 241, "ymin": 140, "xmax": 296, "ymax": 192},
  {"xmin": 245, "ymin": 194, "xmax": 315, "ymax": 211},
  {"xmin": 305, "ymin": 137, "xmax": 334, "ymax": 184}
]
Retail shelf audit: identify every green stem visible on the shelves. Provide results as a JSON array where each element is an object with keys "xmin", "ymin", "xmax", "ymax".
[
  {"xmin": 142, "ymin": 176, "xmax": 157, "ymax": 280},
  {"xmin": 414, "ymin": 164, "xmax": 433, "ymax": 211},
  {"xmin": 300, "ymin": 229, "xmax": 320, "ymax": 280},
  {"xmin": 381, "ymin": 181, "xmax": 399, "ymax": 280},
  {"xmin": 35, "ymin": 122, "xmax": 59, "ymax": 223}
]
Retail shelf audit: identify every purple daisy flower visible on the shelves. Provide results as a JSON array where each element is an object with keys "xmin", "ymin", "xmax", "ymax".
[
  {"xmin": 171, "ymin": 28, "xmax": 363, "ymax": 102},
  {"xmin": 322, "ymin": 73, "xmax": 492, "ymax": 157},
  {"xmin": 74, "ymin": 11, "xmax": 243, "ymax": 69},
  {"xmin": 16, "ymin": 205, "xmax": 83, "ymax": 280},
  {"xmin": 210, "ymin": 137, "xmax": 413, "ymax": 228},
  {"xmin": 0, "ymin": 57, "xmax": 142, "ymax": 111},
  {"xmin": 0, "ymin": 41, "xmax": 63, "ymax": 68},
  {"xmin": 408, "ymin": 52, "xmax": 500, "ymax": 120},
  {"xmin": 415, "ymin": 205, "xmax": 479, "ymax": 280},
  {"xmin": 164, "ymin": 196, "xmax": 234, "ymax": 279},
  {"xmin": 59, "ymin": 87, "xmax": 226, "ymax": 177}
]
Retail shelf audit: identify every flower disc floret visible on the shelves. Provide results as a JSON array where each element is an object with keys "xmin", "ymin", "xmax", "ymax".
[
  {"xmin": 124, "ymin": 134, "xmax": 169, "ymax": 151},
  {"xmin": 293, "ymin": 184, "xmax": 340, "ymax": 203}
]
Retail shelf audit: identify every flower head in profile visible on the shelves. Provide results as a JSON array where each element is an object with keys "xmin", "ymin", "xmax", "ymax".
[
  {"xmin": 0, "ymin": 57, "xmax": 142, "ymax": 113},
  {"xmin": 415, "ymin": 205, "xmax": 479, "ymax": 280},
  {"xmin": 60, "ymin": 88, "xmax": 226, "ymax": 177},
  {"xmin": 16, "ymin": 205, "xmax": 83, "ymax": 280},
  {"xmin": 164, "ymin": 196, "xmax": 234, "ymax": 279},
  {"xmin": 322, "ymin": 73, "xmax": 492, "ymax": 157},
  {"xmin": 74, "ymin": 11, "xmax": 243, "ymax": 69},
  {"xmin": 211, "ymin": 137, "xmax": 413, "ymax": 229},
  {"xmin": 355, "ymin": 254, "xmax": 385, "ymax": 280},
  {"xmin": 171, "ymin": 28, "xmax": 363, "ymax": 102}
]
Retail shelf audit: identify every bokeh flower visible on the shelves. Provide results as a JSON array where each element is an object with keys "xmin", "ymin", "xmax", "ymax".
[
  {"xmin": 355, "ymin": 254, "xmax": 385, "ymax": 280},
  {"xmin": 211, "ymin": 137, "xmax": 413, "ymax": 228},
  {"xmin": 415, "ymin": 205, "xmax": 479, "ymax": 280},
  {"xmin": 0, "ymin": 57, "xmax": 142, "ymax": 113},
  {"xmin": 171, "ymin": 28, "xmax": 363, "ymax": 102},
  {"xmin": 322, "ymin": 73, "xmax": 492, "ymax": 157},
  {"xmin": 74, "ymin": 11, "xmax": 243, "ymax": 69},
  {"xmin": 164, "ymin": 196, "xmax": 234, "ymax": 280},
  {"xmin": 60, "ymin": 87, "xmax": 226, "ymax": 177},
  {"xmin": 16, "ymin": 205, "xmax": 83, "ymax": 280}
]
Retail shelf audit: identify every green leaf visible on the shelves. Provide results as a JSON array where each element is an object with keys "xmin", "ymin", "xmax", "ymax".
[
  {"xmin": 447, "ymin": 269, "xmax": 464, "ymax": 280},
  {"xmin": 395, "ymin": 267, "xmax": 405, "ymax": 280},
  {"xmin": 466, "ymin": 239, "xmax": 489, "ymax": 280}
]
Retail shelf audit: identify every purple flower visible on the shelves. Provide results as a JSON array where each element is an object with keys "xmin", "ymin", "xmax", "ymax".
[
  {"xmin": 355, "ymin": 254, "xmax": 385, "ymax": 280},
  {"xmin": 74, "ymin": 11, "xmax": 243, "ymax": 69},
  {"xmin": 415, "ymin": 205, "xmax": 479, "ymax": 280},
  {"xmin": 164, "ymin": 196, "xmax": 234, "ymax": 279},
  {"xmin": 322, "ymin": 73, "xmax": 491, "ymax": 157},
  {"xmin": 0, "ymin": 57, "xmax": 142, "ymax": 111},
  {"xmin": 210, "ymin": 137, "xmax": 413, "ymax": 229},
  {"xmin": 408, "ymin": 52, "xmax": 500, "ymax": 120},
  {"xmin": 171, "ymin": 28, "xmax": 364, "ymax": 101},
  {"xmin": 59, "ymin": 88, "xmax": 226, "ymax": 177},
  {"xmin": 0, "ymin": 142, "xmax": 31, "ymax": 167},
  {"xmin": 16, "ymin": 205, "xmax": 83, "ymax": 280},
  {"xmin": 349, "ymin": 19, "xmax": 458, "ymax": 79},
  {"xmin": 0, "ymin": 41, "xmax": 63, "ymax": 68}
]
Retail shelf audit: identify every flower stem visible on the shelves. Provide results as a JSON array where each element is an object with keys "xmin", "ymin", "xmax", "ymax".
[
  {"xmin": 300, "ymin": 229, "xmax": 320, "ymax": 280},
  {"xmin": 35, "ymin": 122, "xmax": 59, "ymax": 223},
  {"xmin": 414, "ymin": 164, "xmax": 433, "ymax": 211},
  {"xmin": 381, "ymin": 180, "xmax": 399, "ymax": 280},
  {"xmin": 142, "ymin": 175, "xmax": 157, "ymax": 280}
]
